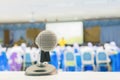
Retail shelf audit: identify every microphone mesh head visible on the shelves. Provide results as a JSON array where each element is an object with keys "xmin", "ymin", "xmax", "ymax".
[{"xmin": 35, "ymin": 30, "xmax": 57, "ymax": 51}]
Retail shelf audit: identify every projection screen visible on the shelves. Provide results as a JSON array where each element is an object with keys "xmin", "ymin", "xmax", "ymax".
[{"xmin": 46, "ymin": 22, "xmax": 83, "ymax": 44}]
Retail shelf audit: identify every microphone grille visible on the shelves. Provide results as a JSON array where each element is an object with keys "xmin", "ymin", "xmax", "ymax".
[{"xmin": 35, "ymin": 30, "xmax": 57, "ymax": 51}]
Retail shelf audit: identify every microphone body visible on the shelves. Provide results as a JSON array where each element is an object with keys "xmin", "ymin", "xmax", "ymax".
[{"xmin": 40, "ymin": 50, "xmax": 50, "ymax": 62}]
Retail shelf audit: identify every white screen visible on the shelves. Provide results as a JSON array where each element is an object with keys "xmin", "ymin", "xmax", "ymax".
[{"xmin": 46, "ymin": 22, "xmax": 83, "ymax": 44}]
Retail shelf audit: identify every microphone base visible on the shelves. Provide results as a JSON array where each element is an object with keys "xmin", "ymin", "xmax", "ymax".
[{"xmin": 25, "ymin": 64, "xmax": 57, "ymax": 76}]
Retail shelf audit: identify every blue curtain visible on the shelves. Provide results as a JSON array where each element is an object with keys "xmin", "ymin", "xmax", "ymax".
[
  {"xmin": 101, "ymin": 26, "xmax": 120, "ymax": 46},
  {"xmin": 84, "ymin": 19, "xmax": 120, "ymax": 46}
]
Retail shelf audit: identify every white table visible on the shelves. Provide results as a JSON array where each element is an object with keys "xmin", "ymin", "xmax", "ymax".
[{"xmin": 0, "ymin": 71, "xmax": 120, "ymax": 80}]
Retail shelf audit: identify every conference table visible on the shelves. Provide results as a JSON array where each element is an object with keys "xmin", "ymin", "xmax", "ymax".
[{"xmin": 0, "ymin": 71, "xmax": 120, "ymax": 80}]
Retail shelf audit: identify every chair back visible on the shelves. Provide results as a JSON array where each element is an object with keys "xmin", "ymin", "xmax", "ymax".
[
  {"xmin": 81, "ymin": 47, "xmax": 95, "ymax": 65},
  {"xmin": 64, "ymin": 50, "xmax": 76, "ymax": 67},
  {"xmin": 98, "ymin": 52, "xmax": 107, "ymax": 61},
  {"xmin": 23, "ymin": 48, "xmax": 32, "ymax": 70},
  {"xmin": 83, "ymin": 52, "xmax": 92, "ymax": 61},
  {"xmin": 96, "ymin": 48, "xmax": 110, "ymax": 64}
]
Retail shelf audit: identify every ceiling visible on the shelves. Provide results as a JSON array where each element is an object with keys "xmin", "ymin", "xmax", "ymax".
[{"xmin": 0, "ymin": 0, "xmax": 120, "ymax": 23}]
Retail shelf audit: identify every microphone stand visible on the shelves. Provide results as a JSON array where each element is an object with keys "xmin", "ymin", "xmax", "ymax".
[
  {"xmin": 25, "ymin": 50, "xmax": 57, "ymax": 76},
  {"xmin": 40, "ymin": 50, "xmax": 50, "ymax": 63}
]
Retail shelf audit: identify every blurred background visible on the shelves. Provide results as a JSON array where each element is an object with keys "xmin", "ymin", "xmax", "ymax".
[{"xmin": 0, "ymin": 0, "xmax": 120, "ymax": 72}]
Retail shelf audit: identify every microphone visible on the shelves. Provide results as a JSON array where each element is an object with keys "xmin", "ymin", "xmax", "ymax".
[
  {"xmin": 35, "ymin": 30, "xmax": 57, "ymax": 63},
  {"xmin": 25, "ymin": 30, "xmax": 58, "ymax": 76}
]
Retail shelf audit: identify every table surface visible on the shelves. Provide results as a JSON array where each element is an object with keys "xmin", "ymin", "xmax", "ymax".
[{"xmin": 0, "ymin": 71, "xmax": 120, "ymax": 80}]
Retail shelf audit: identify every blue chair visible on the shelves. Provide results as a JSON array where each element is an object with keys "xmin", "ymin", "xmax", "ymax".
[
  {"xmin": 81, "ymin": 48, "xmax": 95, "ymax": 71},
  {"xmin": 96, "ymin": 49, "xmax": 111, "ymax": 71},
  {"xmin": 63, "ymin": 50, "xmax": 76, "ymax": 71},
  {"xmin": 75, "ymin": 54, "xmax": 82, "ymax": 71},
  {"xmin": 117, "ymin": 52, "xmax": 120, "ymax": 71},
  {"xmin": 49, "ymin": 51, "xmax": 59, "ymax": 69},
  {"xmin": 60, "ymin": 50, "xmax": 64, "ymax": 69},
  {"xmin": 73, "ymin": 43, "xmax": 80, "ymax": 53},
  {"xmin": 23, "ymin": 53, "xmax": 33, "ymax": 70},
  {"xmin": 0, "ymin": 52, "xmax": 10, "ymax": 71},
  {"xmin": 109, "ymin": 52, "xmax": 120, "ymax": 72},
  {"xmin": 109, "ymin": 54, "xmax": 117, "ymax": 71}
]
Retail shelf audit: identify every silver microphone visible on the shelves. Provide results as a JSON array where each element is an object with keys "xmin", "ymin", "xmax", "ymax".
[
  {"xmin": 25, "ymin": 30, "xmax": 58, "ymax": 76},
  {"xmin": 35, "ymin": 30, "xmax": 57, "ymax": 63}
]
